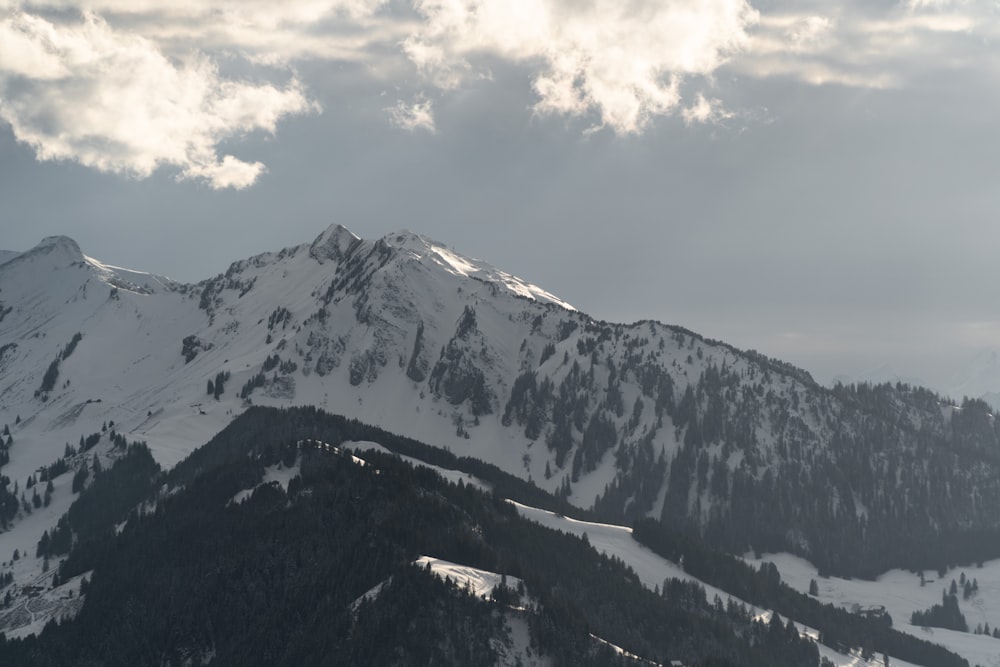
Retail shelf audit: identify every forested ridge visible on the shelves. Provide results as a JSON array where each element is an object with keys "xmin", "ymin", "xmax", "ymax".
[
  {"xmin": 632, "ymin": 519, "xmax": 967, "ymax": 667},
  {"xmin": 0, "ymin": 406, "xmax": 946, "ymax": 666}
]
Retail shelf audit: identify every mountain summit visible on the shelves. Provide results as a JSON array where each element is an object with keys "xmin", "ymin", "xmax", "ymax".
[
  {"xmin": 309, "ymin": 223, "xmax": 361, "ymax": 264},
  {"xmin": 1, "ymin": 223, "xmax": 1000, "ymax": 589},
  {"xmin": 306, "ymin": 224, "xmax": 574, "ymax": 310},
  {"xmin": 26, "ymin": 235, "xmax": 84, "ymax": 260}
]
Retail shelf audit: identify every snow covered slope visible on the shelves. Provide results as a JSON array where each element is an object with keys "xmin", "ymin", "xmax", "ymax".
[
  {"xmin": 0, "ymin": 224, "xmax": 583, "ymax": 498},
  {"xmin": 510, "ymin": 502, "xmax": 926, "ymax": 667},
  {"xmin": 750, "ymin": 551, "xmax": 1000, "ymax": 667}
]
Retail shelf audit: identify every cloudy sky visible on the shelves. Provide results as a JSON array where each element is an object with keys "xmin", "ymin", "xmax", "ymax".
[{"xmin": 2, "ymin": 0, "xmax": 1000, "ymax": 391}]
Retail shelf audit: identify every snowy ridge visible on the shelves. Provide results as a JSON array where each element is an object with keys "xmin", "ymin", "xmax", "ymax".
[
  {"xmin": 308, "ymin": 223, "xmax": 362, "ymax": 264},
  {"xmin": 0, "ymin": 223, "xmax": 595, "ymax": 613},
  {"xmin": 384, "ymin": 230, "xmax": 575, "ymax": 311},
  {"xmin": 82, "ymin": 254, "xmax": 176, "ymax": 295},
  {"xmin": 0, "ymin": 223, "xmax": 587, "ymax": 490},
  {"xmin": 0, "ymin": 224, "xmax": 995, "ymax": 543},
  {"xmin": 358, "ymin": 554, "xmax": 548, "ymax": 666},
  {"xmin": 14, "ymin": 236, "xmax": 83, "ymax": 263}
]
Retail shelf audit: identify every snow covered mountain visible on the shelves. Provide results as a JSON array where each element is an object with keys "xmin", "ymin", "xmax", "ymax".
[{"xmin": 2, "ymin": 224, "xmax": 1000, "ymax": 582}]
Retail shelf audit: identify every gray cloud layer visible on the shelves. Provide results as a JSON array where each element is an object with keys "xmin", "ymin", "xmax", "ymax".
[{"xmin": 3, "ymin": 0, "xmax": 995, "ymax": 188}]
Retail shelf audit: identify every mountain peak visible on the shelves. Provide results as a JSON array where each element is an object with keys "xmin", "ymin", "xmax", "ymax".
[
  {"xmin": 7, "ymin": 235, "xmax": 85, "ymax": 268},
  {"xmin": 385, "ymin": 230, "xmax": 484, "ymax": 278},
  {"xmin": 34, "ymin": 235, "xmax": 83, "ymax": 258},
  {"xmin": 380, "ymin": 230, "xmax": 576, "ymax": 311},
  {"xmin": 383, "ymin": 229, "xmax": 439, "ymax": 252},
  {"xmin": 310, "ymin": 224, "xmax": 362, "ymax": 264}
]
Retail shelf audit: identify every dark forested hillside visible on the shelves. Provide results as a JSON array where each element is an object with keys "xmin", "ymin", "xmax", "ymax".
[
  {"xmin": 631, "ymin": 520, "xmax": 967, "ymax": 667},
  {"xmin": 0, "ymin": 406, "xmax": 901, "ymax": 667},
  {"xmin": 586, "ymin": 360, "xmax": 1000, "ymax": 578}
]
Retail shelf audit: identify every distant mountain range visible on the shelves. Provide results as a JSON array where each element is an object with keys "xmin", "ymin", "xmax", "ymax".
[
  {"xmin": 832, "ymin": 352, "xmax": 1000, "ymax": 411},
  {"xmin": 830, "ymin": 363, "xmax": 926, "ymax": 391}
]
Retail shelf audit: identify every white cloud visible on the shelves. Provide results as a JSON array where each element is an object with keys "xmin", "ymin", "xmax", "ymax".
[
  {"xmin": 740, "ymin": 1, "xmax": 998, "ymax": 89},
  {"xmin": 403, "ymin": 0, "xmax": 760, "ymax": 134},
  {"xmin": 15, "ymin": 1, "xmax": 385, "ymax": 27},
  {"xmin": 904, "ymin": 0, "xmax": 968, "ymax": 9},
  {"xmin": 785, "ymin": 15, "xmax": 835, "ymax": 50},
  {"xmin": 0, "ymin": 10, "xmax": 316, "ymax": 189},
  {"xmin": 682, "ymin": 95, "xmax": 734, "ymax": 125},
  {"xmin": 3, "ymin": 0, "xmax": 1000, "ymax": 189},
  {"xmin": 388, "ymin": 96, "xmax": 435, "ymax": 132},
  {"xmin": 17, "ymin": 0, "xmax": 400, "ymax": 65}
]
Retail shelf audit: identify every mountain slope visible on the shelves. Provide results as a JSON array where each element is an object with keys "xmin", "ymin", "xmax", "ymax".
[
  {"xmin": 0, "ymin": 407, "xmax": 830, "ymax": 667},
  {"xmin": 1, "ymin": 225, "xmax": 1000, "ymax": 582}
]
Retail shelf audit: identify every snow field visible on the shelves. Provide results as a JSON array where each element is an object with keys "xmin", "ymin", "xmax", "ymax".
[
  {"xmin": 747, "ymin": 551, "xmax": 1000, "ymax": 667},
  {"xmin": 229, "ymin": 460, "xmax": 302, "ymax": 505},
  {"xmin": 510, "ymin": 501, "xmax": 922, "ymax": 667}
]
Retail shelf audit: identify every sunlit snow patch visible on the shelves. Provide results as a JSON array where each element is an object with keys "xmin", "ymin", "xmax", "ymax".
[
  {"xmin": 230, "ymin": 461, "xmax": 301, "ymax": 505},
  {"xmin": 83, "ymin": 254, "xmax": 175, "ymax": 294},
  {"xmin": 387, "ymin": 230, "xmax": 575, "ymax": 310},
  {"xmin": 350, "ymin": 557, "xmax": 523, "ymax": 613},
  {"xmin": 415, "ymin": 556, "xmax": 522, "ymax": 600}
]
